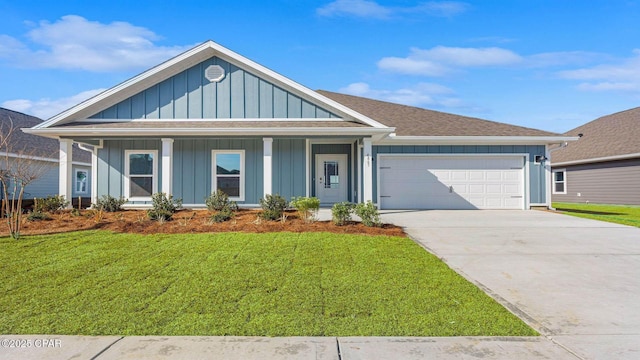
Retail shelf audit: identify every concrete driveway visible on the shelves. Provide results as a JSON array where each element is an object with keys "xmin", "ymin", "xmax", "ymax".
[{"xmin": 381, "ymin": 210, "xmax": 640, "ymax": 360}]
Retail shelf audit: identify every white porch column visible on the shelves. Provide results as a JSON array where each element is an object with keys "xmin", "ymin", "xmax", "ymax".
[
  {"xmin": 363, "ymin": 138, "xmax": 373, "ymax": 203},
  {"xmin": 59, "ymin": 139, "xmax": 73, "ymax": 207},
  {"xmin": 161, "ymin": 138, "xmax": 174, "ymax": 195},
  {"xmin": 263, "ymin": 137, "xmax": 273, "ymax": 197}
]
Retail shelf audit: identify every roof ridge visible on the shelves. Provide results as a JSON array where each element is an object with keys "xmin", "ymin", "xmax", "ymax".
[{"xmin": 563, "ymin": 106, "xmax": 640, "ymax": 135}]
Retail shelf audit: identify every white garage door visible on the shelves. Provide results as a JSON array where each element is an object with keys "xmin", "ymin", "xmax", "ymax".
[{"xmin": 378, "ymin": 156, "xmax": 525, "ymax": 210}]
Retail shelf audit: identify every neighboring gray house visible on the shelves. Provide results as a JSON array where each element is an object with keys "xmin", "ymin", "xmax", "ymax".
[
  {"xmin": 26, "ymin": 41, "xmax": 574, "ymax": 210},
  {"xmin": 0, "ymin": 108, "xmax": 91, "ymax": 203},
  {"xmin": 551, "ymin": 107, "xmax": 640, "ymax": 205}
]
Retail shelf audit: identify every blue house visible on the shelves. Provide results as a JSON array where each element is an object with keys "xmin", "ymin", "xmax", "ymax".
[{"xmin": 26, "ymin": 41, "xmax": 575, "ymax": 210}]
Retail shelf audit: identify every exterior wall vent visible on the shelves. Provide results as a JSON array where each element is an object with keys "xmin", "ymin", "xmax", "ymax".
[{"xmin": 205, "ymin": 65, "xmax": 225, "ymax": 82}]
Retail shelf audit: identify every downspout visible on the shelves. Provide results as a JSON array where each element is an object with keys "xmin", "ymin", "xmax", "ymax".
[
  {"xmin": 545, "ymin": 141, "xmax": 568, "ymax": 210},
  {"xmin": 78, "ymin": 140, "xmax": 103, "ymax": 205}
]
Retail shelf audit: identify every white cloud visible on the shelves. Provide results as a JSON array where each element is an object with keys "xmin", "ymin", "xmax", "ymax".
[
  {"xmin": 317, "ymin": 1, "xmax": 469, "ymax": 19},
  {"xmin": 317, "ymin": 0, "xmax": 391, "ymax": 18},
  {"xmin": 410, "ymin": 1, "xmax": 470, "ymax": 17},
  {"xmin": 557, "ymin": 49, "xmax": 640, "ymax": 93},
  {"xmin": 339, "ymin": 81, "xmax": 460, "ymax": 108},
  {"xmin": 0, "ymin": 15, "xmax": 192, "ymax": 72},
  {"xmin": 378, "ymin": 46, "xmax": 522, "ymax": 76},
  {"xmin": 1, "ymin": 88, "xmax": 105, "ymax": 119},
  {"xmin": 527, "ymin": 51, "xmax": 609, "ymax": 68}
]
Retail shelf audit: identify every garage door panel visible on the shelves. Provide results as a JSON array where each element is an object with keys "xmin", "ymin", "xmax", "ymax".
[{"xmin": 379, "ymin": 156, "xmax": 525, "ymax": 210}]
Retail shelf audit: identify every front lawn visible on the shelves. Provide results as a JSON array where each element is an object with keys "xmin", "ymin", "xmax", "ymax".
[
  {"xmin": 0, "ymin": 231, "xmax": 535, "ymax": 336},
  {"xmin": 553, "ymin": 202, "xmax": 640, "ymax": 227}
]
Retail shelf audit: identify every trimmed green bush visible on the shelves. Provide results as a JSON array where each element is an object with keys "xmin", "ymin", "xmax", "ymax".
[
  {"xmin": 205, "ymin": 190, "xmax": 233, "ymax": 211},
  {"xmin": 290, "ymin": 196, "xmax": 320, "ymax": 223},
  {"xmin": 210, "ymin": 208, "xmax": 234, "ymax": 223},
  {"xmin": 93, "ymin": 195, "xmax": 127, "ymax": 212},
  {"xmin": 147, "ymin": 192, "xmax": 182, "ymax": 221},
  {"xmin": 355, "ymin": 201, "xmax": 381, "ymax": 227},
  {"xmin": 27, "ymin": 210, "xmax": 50, "ymax": 221},
  {"xmin": 331, "ymin": 202, "xmax": 355, "ymax": 226},
  {"xmin": 34, "ymin": 195, "xmax": 69, "ymax": 213},
  {"xmin": 259, "ymin": 194, "xmax": 287, "ymax": 221}
]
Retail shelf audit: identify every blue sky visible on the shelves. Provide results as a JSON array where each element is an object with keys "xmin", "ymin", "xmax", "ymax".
[{"xmin": 1, "ymin": 0, "xmax": 639, "ymax": 133}]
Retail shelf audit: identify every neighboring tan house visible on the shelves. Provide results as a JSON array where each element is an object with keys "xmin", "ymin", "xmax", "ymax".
[
  {"xmin": 0, "ymin": 108, "xmax": 91, "ymax": 204},
  {"xmin": 26, "ymin": 40, "xmax": 575, "ymax": 210},
  {"xmin": 551, "ymin": 107, "xmax": 640, "ymax": 205}
]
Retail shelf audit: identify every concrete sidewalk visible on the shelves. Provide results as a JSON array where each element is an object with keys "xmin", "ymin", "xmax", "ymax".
[{"xmin": 0, "ymin": 335, "xmax": 575, "ymax": 359}]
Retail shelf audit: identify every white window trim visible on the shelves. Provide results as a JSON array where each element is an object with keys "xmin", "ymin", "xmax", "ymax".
[
  {"xmin": 212, "ymin": 150, "xmax": 245, "ymax": 201},
  {"xmin": 552, "ymin": 168, "xmax": 567, "ymax": 194},
  {"xmin": 124, "ymin": 150, "xmax": 158, "ymax": 201},
  {"xmin": 74, "ymin": 169, "xmax": 89, "ymax": 194}
]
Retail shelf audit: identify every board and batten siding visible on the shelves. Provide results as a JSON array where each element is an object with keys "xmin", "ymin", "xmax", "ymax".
[
  {"xmin": 272, "ymin": 139, "xmax": 306, "ymax": 200},
  {"xmin": 173, "ymin": 138, "xmax": 263, "ymax": 205},
  {"xmin": 372, "ymin": 145, "xmax": 547, "ymax": 204},
  {"xmin": 96, "ymin": 139, "xmax": 162, "ymax": 205},
  {"xmin": 89, "ymin": 57, "xmax": 339, "ymax": 120},
  {"xmin": 552, "ymin": 159, "xmax": 640, "ymax": 205}
]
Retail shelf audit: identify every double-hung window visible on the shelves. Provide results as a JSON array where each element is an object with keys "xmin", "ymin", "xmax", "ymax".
[
  {"xmin": 75, "ymin": 169, "xmax": 88, "ymax": 194},
  {"xmin": 212, "ymin": 150, "xmax": 244, "ymax": 201},
  {"xmin": 552, "ymin": 169, "xmax": 566, "ymax": 194},
  {"xmin": 125, "ymin": 150, "xmax": 158, "ymax": 200}
]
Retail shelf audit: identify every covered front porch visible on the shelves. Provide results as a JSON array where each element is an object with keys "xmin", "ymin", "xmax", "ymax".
[{"xmin": 57, "ymin": 136, "xmax": 377, "ymax": 208}]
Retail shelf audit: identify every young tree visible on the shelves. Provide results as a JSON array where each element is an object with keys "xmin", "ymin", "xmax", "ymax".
[{"xmin": 0, "ymin": 117, "xmax": 55, "ymax": 239}]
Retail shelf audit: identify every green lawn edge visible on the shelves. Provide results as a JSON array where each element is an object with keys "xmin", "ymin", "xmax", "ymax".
[
  {"xmin": 553, "ymin": 202, "xmax": 640, "ymax": 227},
  {"xmin": 1, "ymin": 230, "xmax": 536, "ymax": 337}
]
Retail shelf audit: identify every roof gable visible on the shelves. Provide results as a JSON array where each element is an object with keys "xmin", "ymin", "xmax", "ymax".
[
  {"xmin": 552, "ymin": 107, "xmax": 640, "ymax": 164},
  {"xmin": 89, "ymin": 56, "xmax": 340, "ymax": 120},
  {"xmin": 36, "ymin": 41, "xmax": 388, "ymax": 129},
  {"xmin": 318, "ymin": 91, "xmax": 560, "ymax": 137}
]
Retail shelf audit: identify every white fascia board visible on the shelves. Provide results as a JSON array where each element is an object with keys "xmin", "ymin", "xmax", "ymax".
[
  {"xmin": 210, "ymin": 43, "xmax": 390, "ymax": 129},
  {"xmin": 551, "ymin": 152, "xmax": 640, "ymax": 167},
  {"xmin": 24, "ymin": 127, "xmax": 395, "ymax": 138},
  {"xmin": 36, "ymin": 40, "xmax": 391, "ymax": 131},
  {"xmin": 36, "ymin": 41, "xmax": 216, "ymax": 129},
  {"xmin": 375, "ymin": 135, "xmax": 579, "ymax": 145}
]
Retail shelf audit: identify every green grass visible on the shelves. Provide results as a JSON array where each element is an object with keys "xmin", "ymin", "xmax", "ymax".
[
  {"xmin": 0, "ymin": 231, "xmax": 536, "ymax": 336},
  {"xmin": 553, "ymin": 202, "xmax": 640, "ymax": 227}
]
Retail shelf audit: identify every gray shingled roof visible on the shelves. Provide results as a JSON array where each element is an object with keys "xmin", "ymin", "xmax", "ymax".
[
  {"xmin": 318, "ymin": 90, "xmax": 559, "ymax": 137},
  {"xmin": 0, "ymin": 108, "xmax": 90, "ymax": 163},
  {"xmin": 552, "ymin": 107, "xmax": 640, "ymax": 164}
]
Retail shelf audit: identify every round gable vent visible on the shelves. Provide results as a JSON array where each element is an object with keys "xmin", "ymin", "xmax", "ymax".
[{"xmin": 205, "ymin": 65, "xmax": 226, "ymax": 82}]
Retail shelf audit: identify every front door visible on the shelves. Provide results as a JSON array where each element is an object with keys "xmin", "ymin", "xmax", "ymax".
[{"xmin": 316, "ymin": 154, "xmax": 348, "ymax": 204}]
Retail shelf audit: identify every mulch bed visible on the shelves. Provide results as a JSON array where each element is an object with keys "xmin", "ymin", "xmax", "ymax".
[{"xmin": 1, "ymin": 209, "xmax": 406, "ymax": 237}]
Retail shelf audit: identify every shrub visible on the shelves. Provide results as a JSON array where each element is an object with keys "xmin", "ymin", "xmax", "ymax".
[
  {"xmin": 290, "ymin": 196, "xmax": 320, "ymax": 223},
  {"xmin": 209, "ymin": 208, "xmax": 234, "ymax": 223},
  {"xmin": 331, "ymin": 202, "xmax": 355, "ymax": 226},
  {"xmin": 35, "ymin": 195, "xmax": 69, "ymax": 213},
  {"xmin": 205, "ymin": 190, "xmax": 229, "ymax": 211},
  {"xmin": 27, "ymin": 210, "xmax": 50, "ymax": 221},
  {"xmin": 259, "ymin": 194, "xmax": 287, "ymax": 221},
  {"xmin": 93, "ymin": 195, "xmax": 127, "ymax": 212},
  {"xmin": 355, "ymin": 201, "xmax": 381, "ymax": 227},
  {"xmin": 147, "ymin": 192, "xmax": 182, "ymax": 221}
]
